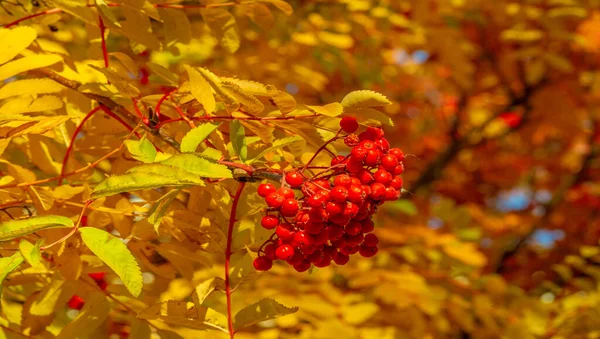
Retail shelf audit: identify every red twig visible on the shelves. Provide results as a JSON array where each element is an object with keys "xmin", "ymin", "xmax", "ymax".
[
  {"xmin": 40, "ymin": 200, "xmax": 92, "ymax": 251},
  {"xmin": 300, "ymin": 129, "xmax": 341, "ymax": 173},
  {"xmin": 155, "ymin": 88, "xmax": 177, "ymax": 121},
  {"xmin": 98, "ymin": 15, "xmax": 109, "ymax": 68},
  {"xmin": 218, "ymin": 160, "xmax": 253, "ymax": 175},
  {"xmin": 225, "ymin": 182, "xmax": 246, "ymax": 339},
  {"xmin": 2, "ymin": 8, "xmax": 62, "ymax": 28},
  {"xmin": 59, "ymin": 106, "xmax": 103, "ymax": 185}
]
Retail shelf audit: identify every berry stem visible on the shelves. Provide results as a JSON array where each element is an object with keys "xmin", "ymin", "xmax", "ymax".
[
  {"xmin": 225, "ymin": 182, "xmax": 246, "ymax": 339},
  {"xmin": 300, "ymin": 129, "xmax": 342, "ymax": 173}
]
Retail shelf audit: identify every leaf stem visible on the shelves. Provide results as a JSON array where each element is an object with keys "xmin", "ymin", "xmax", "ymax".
[
  {"xmin": 225, "ymin": 182, "xmax": 246, "ymax": 339},
  {"xmin": 40, "ymin": 199, "xmax": 92, "ymax": 251}
]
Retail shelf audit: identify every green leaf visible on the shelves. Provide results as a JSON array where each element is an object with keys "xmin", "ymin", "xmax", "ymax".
[
  {"xmin": 230, "ymin": 120, "xmax": 247, "ymax": 162},
  {"xmin": 79, "ymin": 227, "xmax": 143, "ymax": 297},
  {"xmin": 233, "ymin": 298, "xmax": 298, "ymax": 330},
  {"xmin": 18, "ymin": 239, "xmax": 42, "ymax": 269},
  {"xmin": 0, "ymin": 215, "xmax": 74, "ymax": 241},
  {"xmin": 306, "ymin": 102, "xmax": 344, "ymax": 117},
  {"xmin": 184, "ymin": 65, "xmax": 216, "ymax": 114},
  {"xmin": 91, "ymin": 165, "xmax": 206, "ymax": 199},
  {"xmin": 386, "ymin": 200, "xmax": 417, "ymax": 216},
  {"xmin": 0, "ymin": 252, "xmax": 24, "ymax": 300},
  {"xmin": 341, "ymin": 90, "xmax": 391, "ymax": 109},
  {"xmin": 248, "ymin": 136, "xmax": 303, "ymax": 164},
  {"xmin": 180, "ymin": 122, "xmax": 221, "ymax": 153},
  {"xmin": 125, "ymin": 136, "xmax": 157, "ymax": 163},
  {"xmin": 147, "ymin": 189, "xmax": 181, "ymax": 229},
  {"xmin": 200, "ymin": 148, "xmax": 223, "ymax": 160},
  {"xmin": 159, "ymin": 154, "xmax": 233, "ymax": 179}
]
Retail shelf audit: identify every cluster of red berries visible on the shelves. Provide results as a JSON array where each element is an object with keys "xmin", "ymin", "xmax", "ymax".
[
  {"xmin": 253, "ymin": 117, "xmax": 404, "ymax": 272},
  {"xmin": 67, "ymin": 272, "xmax": 107, "ymax": 310}
]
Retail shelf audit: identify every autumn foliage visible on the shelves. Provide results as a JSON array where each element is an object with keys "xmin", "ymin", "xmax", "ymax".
[{"xmin": 0, "ymin": 0, "xmax": 600, "ymax": 338}]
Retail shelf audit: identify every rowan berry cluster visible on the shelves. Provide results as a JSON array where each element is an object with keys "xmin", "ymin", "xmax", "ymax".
[{"xmin": 253, "ymin": 117, "xmax": 404, "ymax": 272}]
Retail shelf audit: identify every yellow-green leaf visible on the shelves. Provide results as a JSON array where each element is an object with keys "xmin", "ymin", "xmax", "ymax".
[
  {"xmin": 30, "ymin": 273, "xmax": 75, "ymax": 316},
  {"xmin": 184, "ymin": 65, "xmax": 216, "ymax": 114},
  {"xmin": 79, "ymin": 227, "xmax": 143, "ymax": 297},
  {"xmin": 18, "ymin": 239, "xmax": 42, "ymax": 269},
  {"xmin": 233, "ymin": 298, "xmax": 298, "ymax": 330},
  {"xmin": 0, "ymin": 78, "xmax": 63, "ymax": 99},
  {"xmin": 0, "ymin": 26, "xmax": 37, "ymax": 65},
  {"xmin": 138, "ymin": 300, "xmax": 228, "ymax": 332},
  {"xmin": 341, "ymin": 90, "xmax": 392, "ymax": 109},
  {"xmin": 0, "ymin": 215, "xmax": 74, "ymax": 242},
  {"xmin": 230, "ymin": 120, "xmax": 247, "ymax": 162},
  {"xmin": 306, "ymin": 102, "xmax": 344, "ymax": 117},
  {"xmin": 0, "ymin": 252, "xmax": 24, "ymax": 304},
  {"xmin": 147, "ymin": 189, "xmax": 181, "ymax": 228},
  {"xmin": 0, "ymin": 54, "xmax": 62, "ymax": 82},
  {"xmin": 125, "ymin": 136, "xmax": 157, "ymax": 163},
  {"xmin": 159, "ymin": 154, "xmax": 233, "ymax": 179},
  {"xmin": 248, "ymin": 136, "xmax": 303, "ymax": 163},
  {"xmin": 180, "ymin": 122, "xmax": 221, "ymax": 153}
]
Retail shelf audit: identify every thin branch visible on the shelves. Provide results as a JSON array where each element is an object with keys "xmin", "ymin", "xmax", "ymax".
[
  {"xmin": 98, "ymin": 15, "xmax": 108, "ymax": 68},
  {"xmin": 225, "ymin": 182, "xmax": 246, "ymax": 339},
  {"xmin": 40, "ymin": 199, "xmax": 92, "ymax": 250}
]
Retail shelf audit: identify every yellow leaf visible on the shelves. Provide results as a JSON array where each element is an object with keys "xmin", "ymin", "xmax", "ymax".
[
  {"xmin": 30, "ymin": 274, "xmax": 76, "ymax": 316},
  {"xmin": 114, "ymin": 7, "xmax": 160, "ymax": 49},
  {"xmin": 341, "ymin": 90, "xmax": 392, "ymax": 109},
  {"xmin": 0, "ymin": 26, "xmax": 37, "ymax": 65},
  {"xmin": 56, "ymin": 292, "xmax": 110, "ymax": 339},
  {"xmin": 0, "ymin": 54, "xmax": 62, "ymax": 82},
  {"xmin": 0, "ymin": 78, "xmax": 63, "ymax": 99},
  {"xmin": 221, "ymin": 81, "xmax": 264, "ymax": 114},
  {"xmin": 159, "ymin": 8, "xmax": 192, "ymax": 45},
  {"xmin": 318, "ymin": 31, "xmax": 354, "ymax": 49},
  {"xmin": 201, "ymin": 8, "xmax": 240, "ymax": 53},
  {"xmin": 266, "ymin": 85, "xmax": 296, "ymax": 114},
  {"xmin": 110, "ymin": 52, "xmax": 139, "ymax": 74},
  {"xmin": 341, "ymin": 302, "xmax": 380, "ymax": 325},
  {"xmin": 258, "ymin": 0, "xmax": 293, "ymax": 15},
  {"xmin": 443, "ymin": 242, "xmax": 487, "ymax": 267},
  {"xmin": 184, "ymin": 65, "xmax": 216, "ymax": 114},
  {"xmin": 233, "ymin": 298, "xmax": 298, "ymax": 330},
  {"xmin": 89, "ymin": 65, "xmax": 140, "ymax": 98},
  {"xmin": 7, "ymin": 116, "xmax": 69, "ymax": 137},
  {"xmin": 306, "ymin": 102, "xmax": 344, "ymax": 117}
]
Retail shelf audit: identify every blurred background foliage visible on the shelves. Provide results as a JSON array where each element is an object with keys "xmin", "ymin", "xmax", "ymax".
[{"xmin": 2, "ymin": 0, "xmax": 600, "ymax": 338}]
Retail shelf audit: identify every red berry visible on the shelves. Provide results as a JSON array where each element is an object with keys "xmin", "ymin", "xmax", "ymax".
[
  {"xmin": 392, "ymin": 164, "xmax": 405, "ymax": 175},
  {"xmin": 363, "ymin": 233, "xmax": 379, "ymax": 246},
  {"xmin": 346, "ymin": 159, "xmax": 363, "ymax": 173},
  {"xmin": 364, "ymin": 149, "xmax": 379, "ymax": 166},
  {"xmin": 264, "ymin": 243, "xmax": 277, "ymax": 260},
  {"xmin": 326, "ymin": 201, "xmax": 344, "ymax": 215},
  {"xmin": 334, "ymin": 174, "xmax": 352, "ymax": 188},
  {"xmin": 342, "ymin": 202, "xmax": 359, "ymax": 217},
  {"xmin": 294, "ymin": 260, "xmax": 311, "ymax": 272},
  {"xmin": 339, "ymin": 245, "xmax": 359, "ymax": 255},
  {"xmin": 68, "ymin": 295, "xmax": 85, "ymax": 310},
  {"xmin": 276, "ymin": 223, "xmax": 296, "ymax": 241},
  {"xmin": 381, "ymin": 154, "xmax": 399, "ymax": 171},
  {"xmin": 345, "ymin": 221, "xmax": 362, "ymax": 235},
  {"xmin": 253, "ymin": 257, "xmax": 273, "ymax": 271},
  {"xmin": 373, "ymin": 169, "xmax": 392, "ymax": 185},
  {"xmin": 286, "ymin": 251, "xmax": 304, "ymax": 265},
  {"xmin": 88, "ymin": 272, "xmax": 105, "ymax": 281},
  {"xmin": 331, "ymin": 155, "xmax": 346, "ymax": 167},
  {"xmin": 285, "ymin": 172, "xmax": 304, "ymax": 188},
  {"xmin": 304, "ymin": 220, "xmax": 324, "ymax": 234},
  {"xmin": 359, "ymin": 245, "xmax": 378, "ymax": 258},
  {"xmin": 280, "ymin": 198, "xmax": 300, "ymax": 217},
  {"xmin": 314, "ymin": 255, "xmax": 332, "ymax": 268},
  {"xmin": 276, "ymin": 245, "xmax": 295, "ymax": 260},
  {"xmin": 307, "ymin": 194, "xmax": 326, "ymax": 208},
  {"xmin": 384, "ymin": 187, "xmax": 399, "ymax": 201},
  {"xmin": 327, "ymin": 225, "xmax": 344, "ymax": 240},
  {"xmin": 369, "ymin": 183, "xmax": 386, "ymax": 201},
  {"xmin": 347, "ymin": 185, "xmax": 365, "ymax": 204},
  {"xmin": 311, "ymin": 231, "xmax": 328, "ymax": 245},
  {"xmin": 333, "ymin": 253, "xmax": 350, "ymax": 265},
  {"xmin": 376, "ymin": 138, "xmax": 390, "ymax": 152},
  {"xmin": 308, "ymin": 207, "xmax": 328, "ymax": 222},
  {"xmin": 390, "ymin": 176, "xmax": 403, "ymax": 190},
  {"xmin": 357, "ymin": 170, "xmax": 373, "ymax": 184},
  {"xmin": 278, "ymin": 187, "xmax": 295, "ymax": 199},
  {"xmin": 329, "ymin": 213, "xmax": 351, "ymax": 226},
  {"xmin": 293, "ymin": 231, "xmax": 313, "ymax": 248},
  {"xmin": 359, "ymin": 140, "xmax": 375, "ymax": 150},
  {"xmin": 258, "ymin": 183, "xmax": 277, "ymax": 197},
  {"xmin": 366, "ymin": 127, "xmax": 385, "ymax": 139},
  {"xmin": 340, "ymin": 116, "xmax": 359, "ymax": 133},
  {"xmin": 330, "ymin": 186, "xmax": 349, "ymax": 203},
  {"xmin": 261, "ymin": 215, "xmax": 279, "ymax": 229},
  {"xmin": 350, "ymin": 146, "xmax": 367, "ymax": 161},
  {"xmin": 265, "ymin": 193, "xmax": 285, "ymax": 209},
  {"xmin": 389, "ymin": 148, "xmax": 405, "ymax": 161},
  {"xmin": 347, "ymin": 233, "xmax": 364, "ymax": 246},
  {"xmin": 361, "ymin": 219, "xmax": 375, "ymax": 233},
  {"xmin": 314, "ymin": 179, "xmax": 331, "ymax": 189}
]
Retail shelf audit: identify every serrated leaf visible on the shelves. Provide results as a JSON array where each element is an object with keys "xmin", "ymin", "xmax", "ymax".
[
  {"xmin": 230, "ymin": 120, "xmax": 247, "ymax": 162},
  {"xmin": 194, "ymin": 277, "xmax": 225, "ymax": 305},
  {"xmin": 0, "ymin": 252, "xmax": 24, "ymax": 302},
  {"xmin": 0, "ymin": 26, "xmax": 37, "ymax": 65},
  {"xmin": 0, "ymin": 78, "xmax": 63, "ymax": 99},
  {"xmin": 0, "ymin": 54, "xmax": 62, "ymax": 82},
  {"xmin": 159, "ymin": 154, "xmax": 232, "ymax": 179},
  {"xmin": 184, "ymin": 65, "xmax": 216, "ymax": 114},
  {"xmin": 138, "ymin": 300, "xmax": 228, "ymax": 332},
  {"xmin": 18, "ymin": 240, "xmax": 42, "ymax": 269},
  {"xmin": 147, "ymin": 62, "xmax": 178, "ymax": 85},
  {"xmin": 56, "ymin": 292, "xmax": 110, "ymax": 339},
  {"xmin": 266, "ymin": 85, "xmax": 296, "ymax": 114},
  {"xmin": 221, "ymin": 81, "xmax": 264, "ymax": 114},
  {"xmin": 125, "ymin": 136, "xmax": 157, "ymax": 163},
  {"xmin": 30, "ymin": 273, "xmax": 75, "ymax": 316},
  {"xmin": 306, "ymin": 102, "xmax": 343, "ymax": 117},
  {"xmin": 341, "ymin": 90, "xmax": 392, "ymax": 109},
  {"xmin": 7, "ymin": 116, "xmax": 69, "ymax": 137},
  {"xmin": 180, "ymin": 122, "xmax": 221, "ymax": 153},
  {"xmin": 91, "ymin": 165, "xmax": 205, "ymax": 199},
  {"xmin": 219, "ymin": 78, "xmax": 269, "ymax": 96},
  {"xmin": 200, "ymin": 148, "xmax": 223, "ymax": 160},
  {"xmin": 79, "ymin": 227, "xmax": 143, "ymax": 297},
  {"xmin": 147, "ymin": 189, "xmax": 181, "ymax": 228},
  {"xmin": 248, "ymin": 136, "xmax": 303, "ymax": 163},
  {"xmin": 0, "ymin": 215, "xmax": 74, "ymax": 241},
  {"xmin": 89, "ymin": 65, "xmax": 140, "ymax": 98},
  {"xmin": 233, "ymin": 298, "xmax": 298, "ymax": 330}
]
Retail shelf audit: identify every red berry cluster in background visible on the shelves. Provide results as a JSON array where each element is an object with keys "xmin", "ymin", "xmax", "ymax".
[
  {"xmin": 253, "ymin": 117, "xmax": 404, "ymax": 272},
  {"xmin": 67, "ymin": 272, "xmax": 108, "ymax": 310}
]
